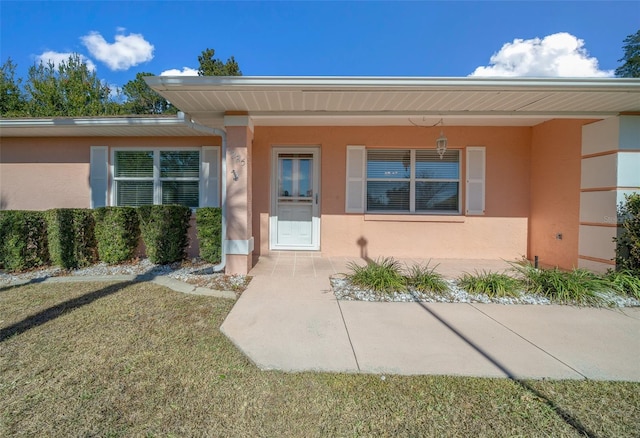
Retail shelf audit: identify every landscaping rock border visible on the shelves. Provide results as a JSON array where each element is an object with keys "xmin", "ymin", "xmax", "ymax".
[{"xmin": 330, "ymin": 275, "xmax": 640, "ymax": 307}]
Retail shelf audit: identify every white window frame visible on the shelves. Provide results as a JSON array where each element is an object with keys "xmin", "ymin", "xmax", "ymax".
[
  {"xmin": 365, "ymin": 148, "xmax": 461, "ymax": 214},
  {"xmin": 110, "ymin": 147, "xmax": 202, "ymax": 208}
]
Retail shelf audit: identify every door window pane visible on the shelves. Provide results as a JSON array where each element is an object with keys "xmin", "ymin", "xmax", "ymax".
[
  {"xmin": 298, "ymin": 159, "xmax": 313, "ymax": 198},
  {"xmin": 279, "ymin": 158, "xmax": 293, "ymax": 197}
]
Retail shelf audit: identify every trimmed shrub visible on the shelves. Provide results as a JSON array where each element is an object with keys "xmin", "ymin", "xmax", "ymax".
[
  {"xmin": 196, "ymin": 207, "xmax": 223, "ymax": 264},
  {"xmin": 615, "ymin": 193, "xmax": 640, "ymax": 273},
  {"xmin": 46, "ymin": 209, "xmax": 97, "ymax": 269},
  {"xmin": 138, "ymin": 205, "xmax": 192, "ymax": 264},
  {"xmin": 93, "ymin": 207, "xmax": 140, "ymax": 264},
  {"xmin": 0, "ymin": 210, "xmax": 49, "ymax": 272}
]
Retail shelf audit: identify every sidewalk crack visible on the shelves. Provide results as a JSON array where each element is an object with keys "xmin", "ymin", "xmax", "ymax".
[
  {"xmin": 468, "ymin": 303, "xmax": 588, "ymax": 379},
  {"xmin": 336, "ymin": 299, "xmax": 361, "ymax": 372}
]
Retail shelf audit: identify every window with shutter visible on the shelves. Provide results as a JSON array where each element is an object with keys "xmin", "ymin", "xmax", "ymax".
[
  {"xmin": 110, "ymin": 147, "xmax": 219, "ymax": 208},
  {"xmin": 365, "ymin": 149, "xmax": 460, "ymax": 214}
]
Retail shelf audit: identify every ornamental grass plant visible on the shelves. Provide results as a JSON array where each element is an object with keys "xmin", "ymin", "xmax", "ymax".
[
  {"xmin": 406, "ymin": 262, "xmax": 449, "ymax": 293},
  {"xmin": 512, "ymin": 262, "xmax": 612, "ymax": 306},
  {"xmin": 606, "ymin": 269, "xmax": 640, "ymax": 300},
  {"xmin": 456, "ymin": 270, "xmax": 521, "ymax": 298},
  {"xmin": 346, "ymin": 257, "xmax": 406, "ymax": 293}
]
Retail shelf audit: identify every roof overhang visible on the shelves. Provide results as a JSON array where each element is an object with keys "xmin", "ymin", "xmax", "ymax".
[
  {"xmin": 145, "ymin": 76, "xmax": 640, "ymax": 128},
  {"xmin": 0, "ymin": 114, "xmax": 214, "ymax": 137},
  {"xmin": 2, "ymin": 77, "xmax": 638, "ymax": 136}
]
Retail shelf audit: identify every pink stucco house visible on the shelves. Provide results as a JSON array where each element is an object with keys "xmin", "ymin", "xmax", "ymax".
[{"xmin": 1, "ymin": 77, "xmax": 639, "ymax": 274}]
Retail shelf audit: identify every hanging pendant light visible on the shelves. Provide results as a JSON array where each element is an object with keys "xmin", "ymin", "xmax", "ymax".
[{"xmin": 435, "ymin": 119, "xmax": 447, "ymax": 160}]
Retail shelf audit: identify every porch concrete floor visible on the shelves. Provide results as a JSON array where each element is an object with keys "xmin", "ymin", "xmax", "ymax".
[
  {"xmin": 248, "ymin": 252, "xmax": 516, "ymax": 279},
  {"xmin": 220, "ymin": 254, "xmax": 640, "ymax": 381}
]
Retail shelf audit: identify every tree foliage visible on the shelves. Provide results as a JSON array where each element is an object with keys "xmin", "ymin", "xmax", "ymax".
[
  {"xmin": 0, "ymin": 58, "xmax": 27, "ymax": 116},
  {"xmin": 122, "ymin": 72, "xmax": 177, "ymax": 115},
  {"xmin": 1, "ymin": 47, "xmax": 242, "ymax": 117},
  {"xmin": 197, "ymin": 48, "xmax": 242, "ymax": 76},
  {"xmin": 616, "ymin": 30, "xmax": 640, "ymax": 78},
  {"xmin": 24, "ymin": 54, "xmax": 121, "ymax": 117}
]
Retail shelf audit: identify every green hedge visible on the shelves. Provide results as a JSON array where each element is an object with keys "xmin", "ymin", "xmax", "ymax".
[
  {"xmin": 46, "ymin": 209, "xmax": 97, "ymax": 269},
  {"xmin": 0, "ymin": 210, "xmax": 49, "ymax": 271},
  {"xmin": 196, "ymin": 207, "xmax": 223, "ymax": 264},
  {"xmin": 615, "ymin": 193, "xmax": 640, "ymax": 273},
  {"xmin": 138, "ymin": 205, "xmax": 192, "ymax": 264},
  {"xmin": 93, "ymin": 207, "xmax": 141, "ymax": 264}
]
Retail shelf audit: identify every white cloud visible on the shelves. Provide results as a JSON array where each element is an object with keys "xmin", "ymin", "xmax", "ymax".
[
  {"xmin": 81, "ymin": 30, "xmax": 154, "ymax": 71},
  {"xmin": 36, "ymin": 51, "xmax": 97, "ymax": 71},
  {"xmin": 470, "ymin": 32, "xmax": 613, "ymax": 78},
  {"xmin": 160, "ymin": 67, "xmax": 199, "ymax": 76}
]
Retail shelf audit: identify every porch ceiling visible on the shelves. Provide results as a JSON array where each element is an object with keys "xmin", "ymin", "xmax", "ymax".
[{"xmin": 146, "ymin": 76, "xmax": 640, "ymax": 127}]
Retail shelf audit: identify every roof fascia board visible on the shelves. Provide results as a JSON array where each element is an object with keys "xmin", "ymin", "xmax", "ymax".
[
  {"xmin": 0, "ymin": 115, "xmax": 187, "ymax": 129},
  {"xmin": 145, "ymin": 75, "xmax": 640, "ymax": 92}
]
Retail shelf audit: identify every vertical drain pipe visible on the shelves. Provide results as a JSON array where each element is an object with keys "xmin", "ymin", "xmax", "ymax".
[{"xmin": 182, "ymin": 114, "xmax": 227, "ymax": 272}]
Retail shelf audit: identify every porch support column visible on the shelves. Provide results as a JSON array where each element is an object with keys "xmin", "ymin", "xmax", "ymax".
[
  {"xmin": 224, "ymin": 115, "xmax": 254, "ymax": 274},
  {"xmin": 579, "ymin": 115, "xmax": 640, "ymax": 272}
]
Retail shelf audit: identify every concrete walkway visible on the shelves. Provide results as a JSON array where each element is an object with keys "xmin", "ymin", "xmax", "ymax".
[
  {"xmin": 5, "ymin": 273, "xmax": 236, "ymax": 299},
  {"xmin": 221, "ymin": 256, "xmax": 640, "ymax": 381}
]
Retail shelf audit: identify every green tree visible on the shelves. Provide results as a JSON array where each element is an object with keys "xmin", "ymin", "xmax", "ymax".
[
  {"xmin": 616, "ymin": 30, "xmax": 640, "ymax": 78},
  {"xmin": 24, "ymin": 54, "xmax": 118, "ymax": 116},
  {"xmin": 197, "ymin": 48, "xmax": 242, "ymax": 76},
  {"xmin": 0, "ymin": 58, "xmax": 28, "ymax": 116},
  {"xmin": 122, "ymin": 72, "xmax": 177, "ymax": 115}
]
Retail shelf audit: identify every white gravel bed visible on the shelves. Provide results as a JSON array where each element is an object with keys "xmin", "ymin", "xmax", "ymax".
[
  {"xmin": 0, "ymin": 259, "xmax": 251, "ymax": 293},
  {"xmin": 331, "ymin": 276, "xmax": 640, "ymax": 307}
]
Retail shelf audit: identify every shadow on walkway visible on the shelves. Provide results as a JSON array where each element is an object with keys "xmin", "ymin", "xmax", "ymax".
[
  {"xmin": 415, "ymin": 301, "xmax": 599, "ymax": 438},
  {"xmin": 0, "ymin": 272, "xmax": 156, "ymax": 343}
]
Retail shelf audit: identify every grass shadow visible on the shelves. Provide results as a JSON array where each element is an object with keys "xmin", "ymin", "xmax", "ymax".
[
  {"xmin": 0, "ymin": 276, "xmax": 50, "ymax": 293},
  {"xmin": 415, "ymin": 301, "xmax": 599, "ymax": 438},
  {"xmin": 0, "ymin": 272, "xmax": 157, "ymax": 343}
]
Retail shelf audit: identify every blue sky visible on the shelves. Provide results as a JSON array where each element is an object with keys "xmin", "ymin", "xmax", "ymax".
[{"xmin": 1, "ymin": 1, "xmax": 638, "ymax": 90}]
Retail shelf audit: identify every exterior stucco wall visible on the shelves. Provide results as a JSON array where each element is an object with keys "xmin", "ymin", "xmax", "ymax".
[
  {"xmin": 252, "ymin": 125, "xmax": 531, "ymax": 259},
  {"xmin": 0, "ymin": 136, "xmax": 219, "ymax": 257},
  {"xmin": 529, "ymin": 119, "xmax": 594, "ymax": 269}
]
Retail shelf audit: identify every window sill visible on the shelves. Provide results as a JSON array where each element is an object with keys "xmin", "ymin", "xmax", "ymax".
[{"xmin": 364, "ymin": 214, "xmax": 465, "ymax": 223}]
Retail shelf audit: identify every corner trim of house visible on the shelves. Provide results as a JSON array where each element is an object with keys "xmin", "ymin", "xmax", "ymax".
[
  {"xmin": 225, "ymin": 237, "xmax": 255, "ymax": 255},
  {"xmin": 223, "ymin": 115, "xmax": 254, "ymax": 132},
  {"xmin": 578, "ymin": 254, "xmax": 616, "ymax": 265}
]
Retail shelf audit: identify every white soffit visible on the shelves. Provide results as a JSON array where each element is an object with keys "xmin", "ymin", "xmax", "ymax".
[{"xmin": 146, "ymin": 76, "xmax": 640, "ymax": 127}]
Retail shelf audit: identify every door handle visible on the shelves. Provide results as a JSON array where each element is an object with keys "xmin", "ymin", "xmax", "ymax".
[{"xmin": 315, "ymin": 193, "xmax": 319, "ymax": 204}]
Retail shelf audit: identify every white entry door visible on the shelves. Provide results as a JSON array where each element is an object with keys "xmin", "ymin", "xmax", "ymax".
[{"xmin": 270, "ymin": 148, "xmax": 320, "ymax": 250}]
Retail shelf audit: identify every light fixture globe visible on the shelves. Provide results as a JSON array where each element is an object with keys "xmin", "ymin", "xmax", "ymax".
[{"xmin": 435, "ymin": 124, "xmax": 447, "ymax": 160}]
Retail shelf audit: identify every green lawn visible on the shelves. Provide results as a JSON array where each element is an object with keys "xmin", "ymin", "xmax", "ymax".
[{"xmin": 1, "ymin": 281, "xmax": 638, "ymax": 437}]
